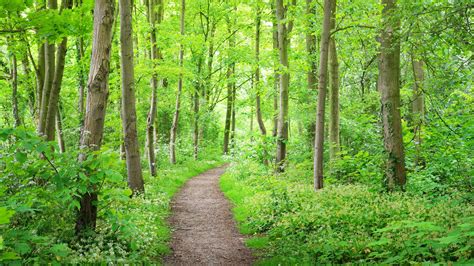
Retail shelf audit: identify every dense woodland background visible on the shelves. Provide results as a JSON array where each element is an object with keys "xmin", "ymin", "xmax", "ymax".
[{"xmin": 0, "ymin": 0, "xmax": 472, "ymax": 264}]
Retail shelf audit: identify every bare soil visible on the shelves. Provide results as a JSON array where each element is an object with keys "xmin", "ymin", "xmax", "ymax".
[{"xmin": 164, "ymin": 165, "xmax": 254, "ymax": 265}]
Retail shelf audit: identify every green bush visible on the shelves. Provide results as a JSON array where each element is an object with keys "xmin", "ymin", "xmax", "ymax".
[{"xmin": 221, "ymin": 161, "xmax": 474, "ymax": 264}]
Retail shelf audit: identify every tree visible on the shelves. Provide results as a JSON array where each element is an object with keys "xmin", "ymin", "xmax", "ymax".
[
  {"xmin": 378, "ymin": 0, "xmax": 406, "ymax": 191},
  {"xmin": 119, "ymin": 0, "xmax": 145, "ymax": 193},
  {"xmin": 275, "ymin": 0, "xmax": 295, "ymax": 172},
  {"xmin": 313, "ymin": 0, "xmax": 333, "ymax": 190},
  {"xmin": 76, "ymin": 0, "xmax": 115, "ymax": 234},
  {"xmin": 411, "ymin": 56, "xmax": 424, "ymax": 167},
  {"xmin": 328, "ymin": 0, "xmax": 340, "ymax": 162},
  {"xmin": 255, "ymin": 2, "xmax": 266, "ymax": 136},
  {"xmin": 146, "ymin": 0, "xmax": 163, "ymax": 176},
  {"xmin": 169, "ymin": 0, "xmax": 185, "ymax": 164}
]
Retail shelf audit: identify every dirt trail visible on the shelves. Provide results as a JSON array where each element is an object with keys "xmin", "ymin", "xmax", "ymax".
[{"xmin": 164, "ymin": 165, "xmax": 254, "ymax": 265}]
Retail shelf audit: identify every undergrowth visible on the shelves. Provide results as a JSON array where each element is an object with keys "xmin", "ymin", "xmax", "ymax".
[{"xmin": 221, "ymin": 160, "xmax": 474, "ymax": 264}]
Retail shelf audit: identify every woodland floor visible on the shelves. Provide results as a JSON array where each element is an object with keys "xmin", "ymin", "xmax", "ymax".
[{"xmin": 164, "ymin": 165, "xmax": 254, "ymax": 265}]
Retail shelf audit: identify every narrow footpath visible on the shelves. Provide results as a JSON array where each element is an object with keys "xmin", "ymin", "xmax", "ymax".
[{"xmin": 164, "ymin": 165, "xmax": 254, "ymax": 265}]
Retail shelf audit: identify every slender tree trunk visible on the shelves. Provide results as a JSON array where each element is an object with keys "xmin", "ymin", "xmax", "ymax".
[
  {"xmin": 378, "ymin": 0, "xmax": 406, "ymax": 191},
  {"xmin": 77, "ymin": 37, "xmax": 85, "ymax": 126},
  {"xmin": 193, "ymin": 57, "xmax": 202, "ymax": 159},
  {"xmin": 76, "ymin": 0, "xmax": 115, "ymax": 234},
  {"xmin": 45, "ymin": 11, "xmax": 72, "ymax": 141},
  {"xmin": 56, "ymin": 108, "xmax": 66, "ymax": 153},
  {"xmin": 271, "ymin": 1, "xmax": 280, "ymax": 137},
  {"xmin": 36, "ymin": 43, "xmax": 45, "ymax": 122},
  {"xmin": 169, "ymin": 0, "xmax": 185, "ymax": 164},
  {"xmin": 10, "ymin": 54, "xmax": 21, "ymax": 127},
  {"xmin": 230, "ymin": 80, "xmax": 236, "ymax": 149},
  {"xmin": 146, "ymin": 0, "xmax": 161, "ymax": 176},
  {"xmin": 119, "ymin": 0, "xmax": 144, "ymax": 193},
  {"xmin": 306, "ymin": 0, "xmax": 317, "ymax": 92},
  {"xmin": 275, "ymin": 0, "xmax": 290, "ymax": 172},
  {"xmin": 313, "ymin": 0, "xmax": 333, "ymax": 190},
  {"xmin": 21, "ymin": 55, "xmax": 35, "ymax": 117},
  {"xmin": 411, "ymin": 56, "xmax": 424, "ymax": 166},
  {"xmin": 328, "ymin": 1, "xmax": 340, "ymax": 162},
  {"xmin": 255, "ymin": 6, "xmax": 266, "ymax": 136},
  {"xmin": 223, "ymin": 67, "xmax": 232, "ymax": 154}
]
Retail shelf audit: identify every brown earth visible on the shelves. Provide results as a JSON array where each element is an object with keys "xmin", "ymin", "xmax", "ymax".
[{"xmin": 164, "ymin": 165, "xmax": 254, "ymax": 265}]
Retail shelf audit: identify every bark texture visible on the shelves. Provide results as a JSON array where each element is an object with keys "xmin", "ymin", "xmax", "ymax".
[
  {"xmin": 119, "ymin": 0, "xmax": 145, "ymax": 193},
  {"xmin": 76, "ymin": 0, "xmax": 115, "ymax": 234},
  {"xmin": 11, "ymin": 54, "xmax": 21, "ymax": 127},
  {"xmin": 313, "ymin": 0, "xmax": 333, "ymax": 190},
  {"xmin": 378, "ymin": 0, "xmax": 406, "ymax": 191}
]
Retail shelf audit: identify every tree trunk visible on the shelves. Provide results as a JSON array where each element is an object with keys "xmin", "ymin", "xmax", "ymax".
[
  {"xmin": 169, "ymin": 0, "xmax": 185, "ymax": 164},
  {"xmin": 56, "ymin": 108, "xmax": 66, "ymax": 153},
  {"xmin": 275, "ymin": 0, "xmax": 290, "ymax": 172},
  {"xmin": 45, "ymin": 25, "xmax": 70, "ymax": 141},
  {"xmin": 36, "ymin": 43, "xmax": 45, "ymax": 122},
  {"xmin": 193, "ymin": 57, "xmax": 202, "ymax": 159},
  {"xmin": 223, "ymin": 67, "xmax": 232, "ymax": 154},
  {"xmin": 77, "ymin": 37, "xmax": 85, "ymax": 127},
  {"xmin": 146, "ymin": 0, "xmax": 161, "ymax": 176},
  {"xmin": 328, "ymin": 1, "xmax": 340, "ymax": 162},
  {"xmin": 11, "ymin": 54, "xmax": 21, "ymax": 127},
  {"xmin": 255, "ymin": 6, "xmax": 266, "ymax": 136},
  {"xmin": 119, "ymin": 0, "xmax": 144, "ymax": 193},
  {"xmin": 378, "ymin": 0, "xmax": 406, "ymax": 191},
  {"xmin": 306, "ymin": 0, "xmax": 317, "ymax": 92},
  {"xmin": 313, "ymin": 0, "xmax": 333, "ymax": 190},
  {"xmin": 76, "ymin": 0, "xmax": 115, "ymax": 234},
  {"xmin": 411, "ymin": 56, "xmax": 424, "ymax": 167},
  {"xmin": 230, "ymin": 80, "xmax": 236, "ymax": 149},
  {"xmin": 272, "ymin": 3, "xmax": 278, "ymax": 138}
]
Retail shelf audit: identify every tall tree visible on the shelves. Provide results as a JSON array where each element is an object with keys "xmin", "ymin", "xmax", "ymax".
[
  {"xmin": 76, "ymin": 0, "xmax": 115, "ymax": 234},
  {"xmin": 146, "ymin": 0, "xmax": 163, "ymax": 176},
  {"xmin": 119, "ymin": 0, "xmax": 144, "ymax": 193},
  {"xmin": 223, "ymin": 11, "xmax": 236, "ymax": 155},
  {"xmin": 255, "ymin": 2, "xmax": 266, "ymax": 136},
  {"xmin": 313, "ymin": 0, "xmax": 333, "ymax": 190},
  {"xmin": 411, "ymin": 56, "xmax": 425, "ymax": 166},
  {"xmin": 169, "ymin": 0, "xmax": 185, "ymax": 164},
  {"xmin": 378, "ymin": 0, "xmax": 406, "ymax": 191},
  {"xmin": 275, "ymin": 0, "xmax": 295, "ymax": 172},
  {"xmin": 328, "ymin": 0, "xmax": 340, "ymax": 162}
]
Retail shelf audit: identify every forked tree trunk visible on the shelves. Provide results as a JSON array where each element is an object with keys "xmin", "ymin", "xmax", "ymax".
[
  {"xmin": 378, "ymin": 0, "xmax": 406, "ymax": 191},
  {"xmin": 76, "ymin": 0, "xmax": 115, "ymax": 234},
  {"xmin": 328, "ymin": 1, "xmax": 340, "ymax": 162},
  {"xmin": 313, "ymin": 0, "xmax": 333, "ymax": 190},
  {"xmin": 169, "ymin": 0, "xmax": 185, "ymax": 164},
  {"xmin": 411, "ymin": 57, "xmax": 424, "ymax": 166},
  {"xmin": 119, "ymin": 0, "xmax": 144, "ymax": 193}
]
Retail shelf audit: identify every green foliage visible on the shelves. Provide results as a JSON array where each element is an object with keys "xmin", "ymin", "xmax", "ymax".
[
  {"xmin": 0, "ymin": 128, "xmax": 223, "ymax": 263},
  {"xmin": 222, "ymin": 161, "xmax": 474, "ymax": 264}
]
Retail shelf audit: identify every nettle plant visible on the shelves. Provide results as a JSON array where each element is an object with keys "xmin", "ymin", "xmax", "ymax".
[{"xmin": 0, "ymin": 128, "xmax": 132, "ymax": 263}]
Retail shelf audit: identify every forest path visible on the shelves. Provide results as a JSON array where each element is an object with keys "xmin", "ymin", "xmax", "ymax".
[{"xmin": 164, "ymin": 165, "xmax": 254, "ymax": 265}]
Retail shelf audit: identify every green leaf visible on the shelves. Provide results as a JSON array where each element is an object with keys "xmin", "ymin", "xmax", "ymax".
[{"xmin": 15, "ymin": 152, "xmax": 27, "ymax": 163}]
